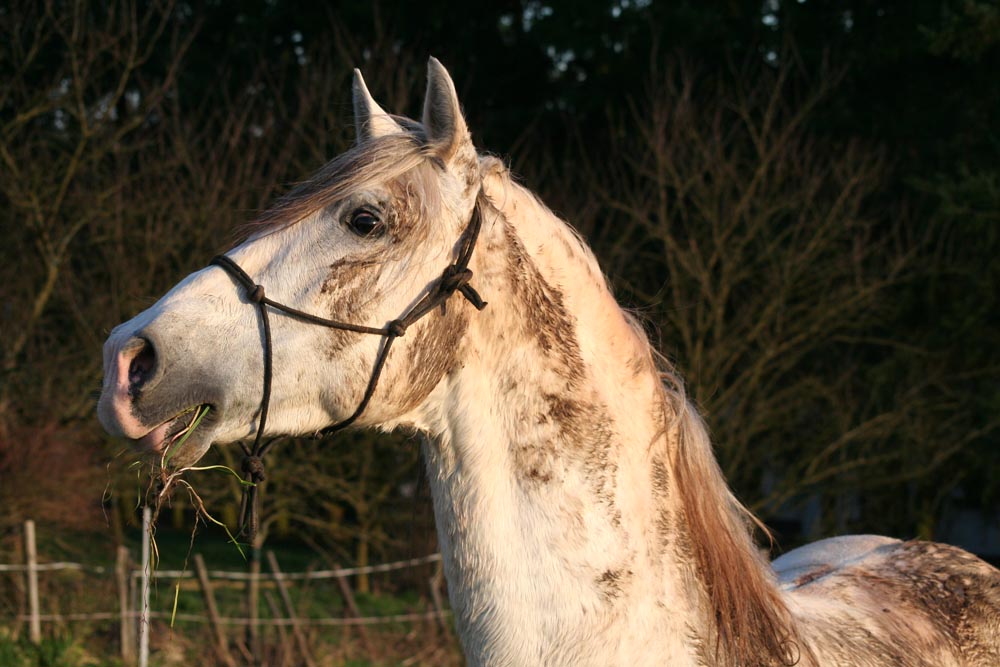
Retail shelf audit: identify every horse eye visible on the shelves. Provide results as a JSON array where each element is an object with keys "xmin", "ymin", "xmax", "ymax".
[{"xmin": 347, "ymin": 208, "xmax": 383, "ymax": 237}]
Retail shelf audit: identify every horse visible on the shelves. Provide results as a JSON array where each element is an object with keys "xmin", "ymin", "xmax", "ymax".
[{"xmin": 97, "ymin": 58, "xmax": 1000, "ymax": 666}]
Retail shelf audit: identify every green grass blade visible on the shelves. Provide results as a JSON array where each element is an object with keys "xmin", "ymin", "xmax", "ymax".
[{"xmin": 163, "ymin": 405, "xmax": 211, "ymax": 467}]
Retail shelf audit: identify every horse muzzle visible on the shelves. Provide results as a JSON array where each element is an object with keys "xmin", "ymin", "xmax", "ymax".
[{"xmin": 97, "ymin": 321, "xmax": 225, "ymax": 466}]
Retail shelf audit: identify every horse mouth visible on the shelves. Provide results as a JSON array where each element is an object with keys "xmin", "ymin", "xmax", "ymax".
[{"xmin": 136, "ymin": 404, "xmax": 214, "ymax": 465}]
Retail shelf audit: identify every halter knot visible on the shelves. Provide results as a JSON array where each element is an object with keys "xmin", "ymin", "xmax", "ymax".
[
  {"xmin": 241, "ymin": 455, "xmax": 267, "ymax": 483},
  {"xmin": 387, "ymin": 319, "xmax": 408, "ymax": 338},
  {"xmin": 249, "ymin": 285, "xmax": 266, "ymax": 303},
  {"xmin": 439, "ymin": 265, "xmax": 473, "ymax": 293},
  {"xmin": 439, "ymin": 266, "xmax": 487, "ymax": 311}
]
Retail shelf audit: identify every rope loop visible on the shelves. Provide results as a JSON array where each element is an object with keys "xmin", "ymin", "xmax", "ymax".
[
  {"xmin": 241, "ymin": 455, "xmax": 267, "ymax": 483},
  {"xmin": 387, "ymin": 319, "xmax": 408, "ymax": 338},
  {"xmin": 459, "ymin": 282, "xmax": 487, "ymax": 311},
  {"xmin": 439, "ymin": 266, "xmax": 486, "ymax": 310},
  {"xmin": 439, "ymin": 265, "xmax": 473, "ymax": 294}
]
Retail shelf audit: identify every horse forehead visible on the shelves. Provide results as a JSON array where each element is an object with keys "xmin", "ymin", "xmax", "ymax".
[{"xmin": 248, "ymin": 135, "xmax": 469, "ymax": 239}]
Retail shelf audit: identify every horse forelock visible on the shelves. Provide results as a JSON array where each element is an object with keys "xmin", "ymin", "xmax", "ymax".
[{"xmin": 245, "ymin": 132, "xmax": 450, "ymax": 236}]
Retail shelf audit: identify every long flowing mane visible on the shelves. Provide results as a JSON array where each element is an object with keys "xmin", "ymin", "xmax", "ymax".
[
  {"xmin": 484, "ymin": 158, "xmax": 801, "ymax": 664},
  {"xmin": 664, "ymin": 379, "xmax": 801, "ymax": 665}
]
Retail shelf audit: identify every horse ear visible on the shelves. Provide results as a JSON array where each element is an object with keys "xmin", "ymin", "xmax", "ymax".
[
  {"xmin": 422, "ymin": 57, "xmax": 473, "ymax": 163},
  {"xmin": 352, "ymin": 69, "xmax": 402, "ymax": 144}
]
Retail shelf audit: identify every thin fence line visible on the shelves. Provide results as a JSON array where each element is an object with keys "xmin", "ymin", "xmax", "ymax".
[
  {"xmin": 0, "ymin": 553, "xmax": 441, "ymax": 580},
  {"xmin": 0, "ymin": 562, "xmax": 110, "ymax": 574},
  {"xmin": 147, "ymin": 552, "xmax": 443, "ymax": 581},
  {"xmin": 9, "ymin": 613, "xmax": 120, "ymax": 622},
  {"xmin": 7, "ymin": 610, "xmax": 451, "ymax": 627}
]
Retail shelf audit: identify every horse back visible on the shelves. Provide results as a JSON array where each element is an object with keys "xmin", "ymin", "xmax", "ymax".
[{"xmin": 775, "ymin": 536, "xmax": 1000, "ymax": 666}]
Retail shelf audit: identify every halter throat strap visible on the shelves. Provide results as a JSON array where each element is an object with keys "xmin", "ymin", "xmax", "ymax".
[{"xmin": 208, "ymin": 191, "xmax": 487, "ymax": 542}]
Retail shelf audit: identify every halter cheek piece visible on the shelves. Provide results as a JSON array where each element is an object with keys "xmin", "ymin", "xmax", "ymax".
[{"xmin": 208, "ymin": 189, "xmax": 487, "ymax": 542}]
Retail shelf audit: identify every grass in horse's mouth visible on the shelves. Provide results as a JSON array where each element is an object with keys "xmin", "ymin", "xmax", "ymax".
[
  {"xmin": 161, "ymin": 404, "xmax": 211, "ymax": 468},
  {"xmin": 144, "ymin": 402, "xmax": 253, "ymax": 625},
  {"xmin": 143, "ymin": 404, "xmax": 249, "ymax": 627},
  {"xmin": 150, "ymin": 403, "xmax": 253, "ymax": 552}
]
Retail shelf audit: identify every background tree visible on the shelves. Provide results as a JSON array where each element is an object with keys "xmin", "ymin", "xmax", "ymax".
[{"xmin": 1, "ymin": 0, "xmax": 997, "ymax": 570}]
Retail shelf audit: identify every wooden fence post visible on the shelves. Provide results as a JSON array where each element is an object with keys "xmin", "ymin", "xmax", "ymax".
[
  {"xmin": 116, "ymin": 546, "xmax": 135, "ymax": 665},
  {"xmin": 333, "ymin": 562, "xmax": 376, "ymax": 661},
  {"xmin": 128, "ymin": 556, "xmax": 137, "ymax": 656},
  {"xmin": 247, "ymin": 539, "xmax": 262, "ymax": 667},
  {"xmin": 139, "ymin": 507, "xmax": 151, "ymax": 667},
  {"xmin": 266, "ymin": 550, "xmax": 316, "ymax": 667},
  {"xmin": 24, "ymin": 520, "xmax": 41, "ymax": 644},
  {"xmin": 194, "ymin": 553, "xmax": 236, "ymax": 667},
  {"xmin": 263, "ymin": 591, "xmax": 292, "ymax": 667}
]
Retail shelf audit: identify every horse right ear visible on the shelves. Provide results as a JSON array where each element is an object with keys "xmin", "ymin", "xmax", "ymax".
[
  {"xmin": 352, "ymin": 69, "xmax": 402, "ymax": 144},
  {"xmin": 422, "ymin": 57, "xmax": 474, "ymax": 165}
]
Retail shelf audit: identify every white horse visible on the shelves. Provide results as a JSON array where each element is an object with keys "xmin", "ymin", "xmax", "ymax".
[{"xmin": 98, "ymin": 58, "xmax": 999, "ymax": 666}]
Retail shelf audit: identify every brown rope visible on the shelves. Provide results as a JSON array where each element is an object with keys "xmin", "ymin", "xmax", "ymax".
[{"xmin": 208, "ymin": 191, "xmax": 487, "ymax": 543}]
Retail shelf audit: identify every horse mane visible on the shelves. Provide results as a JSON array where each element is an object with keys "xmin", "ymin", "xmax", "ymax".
[
  {"xmin": 661, "ymin": 371, "xmax": 802, "ymax": 665},
  {"xmin": 485, "ymin": 159, "xmax": 802, "ymax": 665}
]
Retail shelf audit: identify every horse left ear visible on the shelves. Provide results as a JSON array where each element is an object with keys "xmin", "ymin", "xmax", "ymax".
[
  {"xmin": 422, "ymin": 57, "xmax": 474, "ymax": 165},
  {"xmin": 353, "ymin": 69, "xmax": 403, "ymax": 144}
]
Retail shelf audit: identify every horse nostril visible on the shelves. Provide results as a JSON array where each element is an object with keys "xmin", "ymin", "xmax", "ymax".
[{"xmin": 127, "ymin": 339, "xmax": 156, "ymax": 393}]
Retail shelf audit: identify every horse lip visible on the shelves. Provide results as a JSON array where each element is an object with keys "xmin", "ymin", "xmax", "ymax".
[
  {"xmin": 136, "ymin": 419, "xmax": 174, "ymax": 453},
  {"xmin": 134, "ymin": 404, "xmax": 215, "ymax": 459}
]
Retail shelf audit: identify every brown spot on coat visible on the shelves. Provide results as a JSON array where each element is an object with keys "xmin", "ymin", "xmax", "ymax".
[
  {"xmin": 597, "ymin": 568, "xmax": 624, "ymax": 600},
  {"xmin": 512, "ymin": 439, "xmax": 556, "ymax": 487},
  {"xmin": 650, "ymin": 454, "xmax": 673, "ymax": 552},
  {"xmin": 392, "ymin": 307, "xmax": 468, "ymax": 413},
  {"xmin": 502, "ymin": 224, "xmax": 584, "ymax": 384},
  {"xmin": 793, "ymin": 564, "xmax": 834, "ymax": 588},
  {"xmin": 319, "ymin": 252, "xmax": 385, "ymax": 357},
  {"xmin": 526, "ymin": 467, "xmax": 553, "ymax": 483},
  {"xmin": 321, "ymin": 256, "xmax": 381, "ymax": 293},
  {"xmin": 322, "ymin": 282, "xmax": 380, "ymax": 357}
]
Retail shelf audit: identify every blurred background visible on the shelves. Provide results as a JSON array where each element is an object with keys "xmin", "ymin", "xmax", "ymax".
[{"xmin": 1, "ymin": 1, "xmax": 998, "ymax": 665}]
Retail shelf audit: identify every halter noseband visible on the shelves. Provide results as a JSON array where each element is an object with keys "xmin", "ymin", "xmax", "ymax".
[{"xmin": 208, "ymin": 191, "xmax": 487, "ymax": 542}]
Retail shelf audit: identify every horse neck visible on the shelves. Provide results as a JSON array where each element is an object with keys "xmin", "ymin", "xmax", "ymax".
[{"xmin": 409, "ymin": 169, "xmax": 795, "ymax": 665}]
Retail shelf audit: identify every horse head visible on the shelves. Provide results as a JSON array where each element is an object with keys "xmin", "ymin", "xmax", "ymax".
[{"xmin": 97, "ymin": 58, "xmax": 484, "ymax": 468}]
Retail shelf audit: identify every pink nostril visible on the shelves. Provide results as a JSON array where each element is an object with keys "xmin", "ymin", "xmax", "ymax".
[
  {"xmin": 128, "ymin": 345, "xmax": 154, "ymax": 387},
  {"xmin": 100, "ymin": 335, "xmax": 159, "ymax": 439},
  {"xmin": 120, "ymin": 338, "xmax": 156, "ymax": 396}
]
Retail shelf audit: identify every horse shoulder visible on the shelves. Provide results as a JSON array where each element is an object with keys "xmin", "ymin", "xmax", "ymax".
[{"xmin": 776, "ymin": 536, "xmax": 1000, "ymax": 666}]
